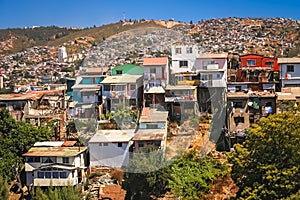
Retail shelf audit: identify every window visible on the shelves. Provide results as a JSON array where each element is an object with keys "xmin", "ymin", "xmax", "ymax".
[
  {"xmin": 103, "ymin": 143, "xmax": 108, "ymax": 146},
  {"xmin": 150, "ymin": 68, "xmax": 156, "ymax": 73},
  {"xmin": 130, "ymin": 84, "xmax": 136, "ymax": 90},
  {"xmin": 235, "ymin": 86, "xmax": 242, "ymax": 92},
  {"xmin": 118, "ymin": 142, "xmax": 122, "ymax": 147},
  {"xmin": 233, "ymin": 102, "xmax": 243, "ymax": 108},
  {"xmin": 247, "ymin": 59, "xmax": 256, "ymax": 66},
  {"xmin": 287, "ymin": 65, "xmax": 294, "ymax": 72},
  {"xmin": 53, "ymin": 172, "xmax": 59, "ymax": 178},
  {"xmin": 42, "ymin": 157, "xmax": 56, "ymax": 164},
  {"xmin": 146, "ymin": 124, "xmax": 158, "ymax": 129},
  {"xmin": 60, "ymin": 172, "xmax": 67, "ymax": 178},
  {"xmin": 186, "ymin": 47, "xmax": 193, "ymax": 54},
  {"xmin": 175, "ymin": 47, "xmax": 182, "ymax": 54},
  {"xmin": 216, "ymin": 73, "xmax": 222, "ymax": 79},
  {"xmin": 265, "ymin": 61, "xmax": 274, "ymax": 67},
  {"xmin": 27, "ymin": 157, "xmax": 40, "ymax": 163},
  {"xmin": 45, "ymin": 172, "xmax": 51, "ymax": 178},
  {"xmin": 201, "ymin": 74, "xmax": 208, "ymax": 80},
  {"xmin": 116, "ymin": 70, "xmax": 122, "ymax": 75},
  {"xmin": 103, "ymin": 85, "xmax": 110, "ymax": 91},
  {"xmin": 154, "ymin": 141, "xmax": 161, "ymax": 147},
  {"xmin": 112, "ymin": 85, "xmax": 125, "ymax": 91},
  {"xmin": 179, "ymin": 60, "xmax": 188, "ymax": 68},
  {"xmin": 37, "ymin": 172, "xmax": 44, "ymax": 178},
  {"xmin": 62, "ymin": 157, "xmax": 69, "ymax": 164},
  {"xmin": 138, "ymin": 143, "xmax": 144, "ymax": 148},
  {"xmin": 234, "ymin": 117, "xmax": 245, "ymax": 124}
]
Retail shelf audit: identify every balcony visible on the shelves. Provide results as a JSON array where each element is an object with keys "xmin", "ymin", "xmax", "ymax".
[{"xmin": 178, "ymin": 80, "xmax": 200, "ymax": 86}]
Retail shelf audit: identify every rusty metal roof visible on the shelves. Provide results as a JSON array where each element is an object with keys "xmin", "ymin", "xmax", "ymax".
[
  {"xmin": 22, "ymin": 146, "xmax": 87, "ymax": 157},
  {"xmin": 132, "ymin": 129, "xmax": 165, "ymax": 141},
  {"xmin": 139, "ymin": 107, "xmax": 168, "ymax": 123}
]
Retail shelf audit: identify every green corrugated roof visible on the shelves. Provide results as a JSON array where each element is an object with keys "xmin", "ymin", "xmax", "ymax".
[{"xmin": 111, "ymin": 64, "xmax": 144, "ymax": 75}]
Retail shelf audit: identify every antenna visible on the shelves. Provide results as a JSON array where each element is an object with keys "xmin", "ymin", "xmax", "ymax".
[{"xmin": 123, "ymin": 12, "xmax": 126, "ymax": 22}]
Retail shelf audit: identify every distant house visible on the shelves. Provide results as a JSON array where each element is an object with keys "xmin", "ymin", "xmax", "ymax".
[
  {"xmin": 132, "ymin": 107, "xmax": 168, "ymax": 152},
  {"xmin": 171, "ymin": 43, "xmax": 198, "ymax": 75},
  {"xmin": 23, "ymin": 141, "xmax": 87, "ymax": 187},
  {"xmin": 101, "ymin": 74, "xmax": 143, "ymax": 111},
  {"xmin": 143, "ymin": 57, "xmax": 168, "ymax": 107},
  {"xmin": 278, "ymin": 57, "xmax": 300, "ymax": 88},
  {"xmin": 111, "ymin": 64, "xmax": 143, "ymax": 76},
  {"xmin": 88, "ymin": 129, "xmax": 135, "ymax": 168},
  {"xmin": 72, "ymin": 67, "xmax": 107, "ymax": 118},
  {"xmin": 164, "ymin": 85, "xmax": 198, "ymax": 120}
]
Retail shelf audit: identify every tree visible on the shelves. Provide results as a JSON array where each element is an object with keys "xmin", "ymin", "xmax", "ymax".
[
  {"xmin": 0, "ymin": 110, "xmax": 52, "ymax": 181},
  {"xmin": 229, "ymin": 112, "xmax": 300, "ymax": 199},
  {"xmin": 32, "ymin": 186, "xmax": 83, "ymax": 200},
  {"xmin": 0, "ymin": 178, "xmax": 8, "ymax": 200},
  {"xmin": 167, "ymin": 151, "xmax": 228, "ymax": 200},
  {"xmin": 111, "ymin": 103, "xmax": 138, "ymax": 129}
]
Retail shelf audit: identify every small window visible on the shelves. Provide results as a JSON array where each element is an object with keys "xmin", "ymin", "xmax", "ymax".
[
  {"xmin": 45, "ymin": 172, "xmax": 51, "ymax": 178},
  {"xmin": 62, "ymin": 157, "xmax": 69, "ymax": 164},
  {"xmin": 150, "ymin": 68, "xmax": 156, "ymax": 73},
  {"xmin": 60, "ymin": 172, "xmax": 67, "ymax": 178},
  {"xmin": 201, "ymin": 74, "xmax": 208, "ymax": 80},
  {"xmin": 287, "ymin": 65, "xmax": 294, "ymax": 72},
  {"xmin": 103, "ymin": 85, "xmax": 110, "ymax": 91},
  {"xmin": 179, "ymin": 60, "xmax": 188, "ymax": 68},
  {"xmin": 233, "ymin": 102, "xmax": 243, "ymax": 108},
  {"xmin": 138, "ymin": 143, "xmax": 144, "ymax": 148},
  {"xmin": 53, "ymin": 172, "xmax": 59, "ymax": 178},
  {"xmin": 103, "ymin": 143, "xmax": 108, "ymax": 146},
  {"xmin": 216, "ymin": 73, "xmax": 222, "ymax": 79},
  {"xmin": 234, "ymin": 117, "xmax": 244, "ymax": 124},
  {"xmin": 265, "ymin": 61, "xmax": 274, "ymax": 67},
  {"xmin": 154, "ymin": 141, "xmax": 161, "ymax": 147},
  {"xmin": 186, "ymin": 47, "xmax": 193, "ymax": 54},
  {"xmin": 247, "ymin": 59, "xmax": 256, "ymax": 66},
  {"xmin": 130, "ymin": 84, "xmax": 135, "ymax": 90},
  {"xmin": 118, "ymin": 142, "xmax": 122, "ymax": 147},
  {"xmin": 37, "ymin": 172, "xmax": 44, "ymax": 178},
  {"xmin": 235, "ymin": 86, "xmax": 242, "ymax": 92},
  {"xmin": 116, "ymin": 70, "xmax": 122, "ymax": 75},
  {"xmin": 175, "ymin": 47, "xmax": 182, "ymax": 54},
  {"xmin": 146, "ymin": 124, "xmax": 158, "ymax": 129}
]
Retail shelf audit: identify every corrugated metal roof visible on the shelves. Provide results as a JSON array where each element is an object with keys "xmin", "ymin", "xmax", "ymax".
[
  {"xmin": 139, "ymin": 107, "xmax": 168, "ymax": 123},
  {"xmin": 101, "ymin": 75, "xmax": 142, "ymax": 84},
  {"xmin": 278, "ymin": 57, "xmax": 300, "ymax": 64},
  {"xmin": 34, "ymin": 141, "xmax": 64, "ymax": 147},
  {"xmin": 111, "ymin": 64, "xmax": 144, "ymax": 75},
  {"xmin": 22, "ymin": 146, "xmax": 87, "ymax": 157},
  {"xmin": 132, "ymin": 130, "xmax": 165, "ymax": 141},
  {"xmin": 165, "ymin": 85, "xmax": 197, "ymax": 90},
  {"xmin": 89, "ymin": 129, "xmax": 136, "ymax": 143},
  {"xmin": 144, "ymin": 86, "xmax": 165, "ymax": 94}
]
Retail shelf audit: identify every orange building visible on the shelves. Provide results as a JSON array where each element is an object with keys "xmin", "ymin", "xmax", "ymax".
[{"xmin": 240, "ymin": 54, "xmax": 279, "ymax": 71}]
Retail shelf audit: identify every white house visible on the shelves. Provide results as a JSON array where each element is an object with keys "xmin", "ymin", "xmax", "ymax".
[
  {"xmin": 278, "ymin": 57, "xmax": 300, "ymax": 88},
  {"xmin": 193, "ymin": 53, "xmax": 228, "ymax": 87},
  {"xmin": 22, "ymin": 141, "xmax": 87, "ymax": 187},
  {"xmin": 88, "ymin": 129, "xmax": 135, "ymax": 168},
  {"xmin": 171, "ymin": 43, "xmax": 198, "ymax": 75}
]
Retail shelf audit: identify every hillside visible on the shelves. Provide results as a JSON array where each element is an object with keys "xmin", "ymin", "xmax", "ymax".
[{"xmin": 0, "ymin": 20, "xmax": 166, "ymax": 56}]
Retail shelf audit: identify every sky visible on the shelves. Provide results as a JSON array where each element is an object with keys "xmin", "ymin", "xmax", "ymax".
[{"xmin": 1, "ymin": 0, "xmax": 300, "ymax": 29}]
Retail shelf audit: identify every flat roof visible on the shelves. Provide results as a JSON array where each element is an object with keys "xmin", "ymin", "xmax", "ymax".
[
  {"xmin": 89, "ymin": 129, "xmax": 136, "ymax": 143},
  {"xmin": 144, "ymin": 86, "xmax": 165, "ymax": 94},
  {"xmin": 165, "ymin": 85, "xmax": 197, "ymax": 90},
  {"xmin": 139, "ymin": 107, "xmax": 168, "ymax": 123},
  {"xmin": 101, "ymin": 75, "xmax": 142, "ymax": 84},
  {"xmin": 143, "ymin": 57, "xmax": 168, "ymax": 66},
  {"xmin": 278, "ymin": 57, "xmax": 300, "ymax": 64}
]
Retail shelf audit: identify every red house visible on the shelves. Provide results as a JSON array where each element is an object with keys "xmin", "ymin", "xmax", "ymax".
[{"xmin": 240, "ymin": 54, "xmax": 279, "ymax": 71}]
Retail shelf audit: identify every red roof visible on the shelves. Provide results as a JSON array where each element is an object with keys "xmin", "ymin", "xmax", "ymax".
[{"xmin": 143, "ymin": 57, "xmax": 168, "ymax": 66}]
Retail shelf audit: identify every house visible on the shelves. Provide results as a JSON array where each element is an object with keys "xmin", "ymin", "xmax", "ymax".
[
  {"xmin": 132, "ymin": 107, "xmax": 168, "ymax": 152},
  {"xmin": 88, "ymin": 129, "xmax": 135, "ymax": 168},
  {"xmin": 278, "ymin": 57, "xmax": 300, "ymax": 88},
  {"xmin": 227, "ymin": 90, "xmax": 276, "ymax": 144},
  {"xmin": 276, "ymin": 87, "xmax": 300, "ymax": 113},
  {"xmin": 101, "ymin": 74, "xmax": 143, "ymax": 111},
  {"xmin": 143, "ymin": 57, "xmax": 168, "ymax": 107},
  {"xmin": 22, "ymin": 141, "xmax": 88, "ymax": 187},
  {"xmin": 171, "ymin": 43, "xmax": 198, "ymax": 75},
  {"xmin": 194, "ymin": 53, "xmax": 228, "ymax": 87},
  {"xmin": 72, "ymin": 67, "xmax": 108, "ymax": 118},
  {"xmin": 111, "ymin": 64, "xmax": 143, "ymax": 76},
  {"xmin": 165, "ymin": 85, "xmax": 198, "ymax": 121}
]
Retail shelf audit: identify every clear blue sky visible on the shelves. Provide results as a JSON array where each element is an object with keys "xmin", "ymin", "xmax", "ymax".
[{"xmin": 1, "ymin": 0, "xmax": 300, "ymax": 29}]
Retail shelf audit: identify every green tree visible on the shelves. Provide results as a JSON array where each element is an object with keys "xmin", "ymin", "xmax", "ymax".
[
  {"xmin": 32, "ymin": 186, "xmax": 83, "ymax": 200},
  {"xmin": 0, "ymin": 110, "xmax": 52, "ymax": 180},
  {"xmin": 0, "ymin": 178, "xmax": 8, "ymax": 200},
  {"xmin": 112, "ymin": 103, "xmax": 138, "ymax": 129},
  {"xmin": 167, "ymin": 151, "xmax": 228, "ymax": 200},
  {"xmin": 230, "ymin": 112, "xmax": 300, "ymax": 199}
]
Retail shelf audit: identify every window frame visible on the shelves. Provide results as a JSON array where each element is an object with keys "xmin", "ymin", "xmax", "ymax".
[
  {"xmin": 179, "ymin": 60, "xmax": 188, "ymax": 68},
  {"xmin": 287, "ymin": 65, "xmax": 294, "ymax": 72},
  {"xmin": 246, "ymin": 59, "xmax": 256, "ymax": 67}
]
